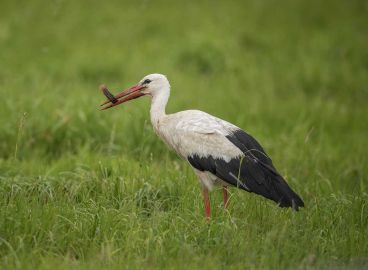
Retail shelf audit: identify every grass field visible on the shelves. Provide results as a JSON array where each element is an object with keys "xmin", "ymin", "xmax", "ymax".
[{"xmin": 1, "ymin": 0, "xmax": 367, "ymax": 269}]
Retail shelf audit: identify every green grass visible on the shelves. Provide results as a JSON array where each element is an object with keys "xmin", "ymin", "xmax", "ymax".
[{"xmin": 0, "ymin": 0, "xmax": 367, "ymax": 269}]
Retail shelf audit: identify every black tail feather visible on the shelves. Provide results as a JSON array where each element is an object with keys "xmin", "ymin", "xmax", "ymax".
[
  {"xmin": 223, "ymin": 129, "xmax": 305, "ymax": 211},
  {"xmin": 269, "ymin": 175, "xmax": 304, "ymax": 210}
]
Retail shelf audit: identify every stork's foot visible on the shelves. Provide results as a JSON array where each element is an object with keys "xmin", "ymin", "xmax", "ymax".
[
  {"xmin": 223, "ymin": 186, "xmax": 229, "ymax": 209},
  {"xmin": 202, "ymin": 187, "xmax": 211, "ymax": 220}
]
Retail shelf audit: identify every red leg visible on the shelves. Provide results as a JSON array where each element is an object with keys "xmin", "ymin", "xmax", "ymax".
[
  {"xmin": 223, "ymin": 186, "xmax": 228, "ymax": 209},
  {"xmin": 202, "ymin": 187, "xmax": 211, "ymax": 220}
]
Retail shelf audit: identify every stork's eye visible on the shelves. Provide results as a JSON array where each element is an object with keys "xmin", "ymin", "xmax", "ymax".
[{"xmin": 143, "ymin": 79, "xmax": 152, "ymax": 85}]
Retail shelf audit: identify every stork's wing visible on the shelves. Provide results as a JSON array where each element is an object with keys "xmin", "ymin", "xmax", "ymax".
[{"xmin": 174, "ymin": 110, "xmax": 304, "ymax": 210}]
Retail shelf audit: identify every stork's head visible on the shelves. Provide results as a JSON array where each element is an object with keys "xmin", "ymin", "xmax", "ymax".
[
  {"xmin": 139, "ymin": 74, "xmax": 170, "ymax": 96},
  {"xmin": 101, "ymin": 73, "xmax": 170, "ymax": 110}
]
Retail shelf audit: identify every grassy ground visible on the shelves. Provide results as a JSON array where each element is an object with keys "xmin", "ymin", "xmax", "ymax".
[{"xmin": 0, "ymin": 0, "xmax": 367, "ymax": 269}]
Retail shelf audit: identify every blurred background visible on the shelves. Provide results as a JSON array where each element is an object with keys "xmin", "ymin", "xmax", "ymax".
[
  {"xmin": 0, "ymin": 0, "xmax": 367, "ymax": 269},
  {"xmin": 0, "ymin": 0, "xmax": 367, "ymax": 162}
]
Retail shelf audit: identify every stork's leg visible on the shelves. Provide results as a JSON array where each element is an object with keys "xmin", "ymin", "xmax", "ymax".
[
  {"xmin": 223, "ymin": 186, "xmax": 228, "ymax": 209},
  {"xmin": 202, "ymin": 187, "xmax": 211, "ymax": 220}
]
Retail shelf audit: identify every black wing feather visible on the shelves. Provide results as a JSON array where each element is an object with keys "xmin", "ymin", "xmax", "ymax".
[{"xmin": 188, "ymin": 129, "xmax": 304, "ymax": 210}]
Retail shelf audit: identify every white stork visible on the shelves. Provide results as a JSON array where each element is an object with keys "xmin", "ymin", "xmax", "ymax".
[{"xmin": 101, "ymin": 74, "xmax": 304, "ymax": 219}]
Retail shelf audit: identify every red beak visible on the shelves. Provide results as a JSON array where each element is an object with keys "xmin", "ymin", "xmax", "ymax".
[{"xmin": 100, "ymin": 85, "xmax": 145, "ymax": 110}]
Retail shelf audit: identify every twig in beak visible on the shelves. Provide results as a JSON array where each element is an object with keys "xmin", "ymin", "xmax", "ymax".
[{"xmin": 100, "ymin": 84, "xmax": 118, "ymax": 104}]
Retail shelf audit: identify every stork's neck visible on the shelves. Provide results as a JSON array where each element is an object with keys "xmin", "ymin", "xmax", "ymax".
[{"xmin": 150, "ymin": 87, "xmax": 170, "ymax": 128}]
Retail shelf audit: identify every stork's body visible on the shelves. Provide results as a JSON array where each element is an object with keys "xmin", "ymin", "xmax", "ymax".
[{"xmin": 101, "ymin": 74, "xmax": 304, "ymax": 218}]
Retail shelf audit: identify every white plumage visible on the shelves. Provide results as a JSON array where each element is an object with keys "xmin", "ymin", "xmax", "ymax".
[
  {"xmin": 154, "ymin": 109, "xmax": 244, "ymax": 191},
  {"xmin": 101, "ymin": 73, "xmax": 304, "ymax": 218},
  {"xmin": 156, "ymin": 110, "xmax": 243, "ymax": 161}
]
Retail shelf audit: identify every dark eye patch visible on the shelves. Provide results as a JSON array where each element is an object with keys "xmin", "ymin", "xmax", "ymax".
[{"xmin": 143, "ymin": 79, "xmax": 151, "ymax": 84}]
